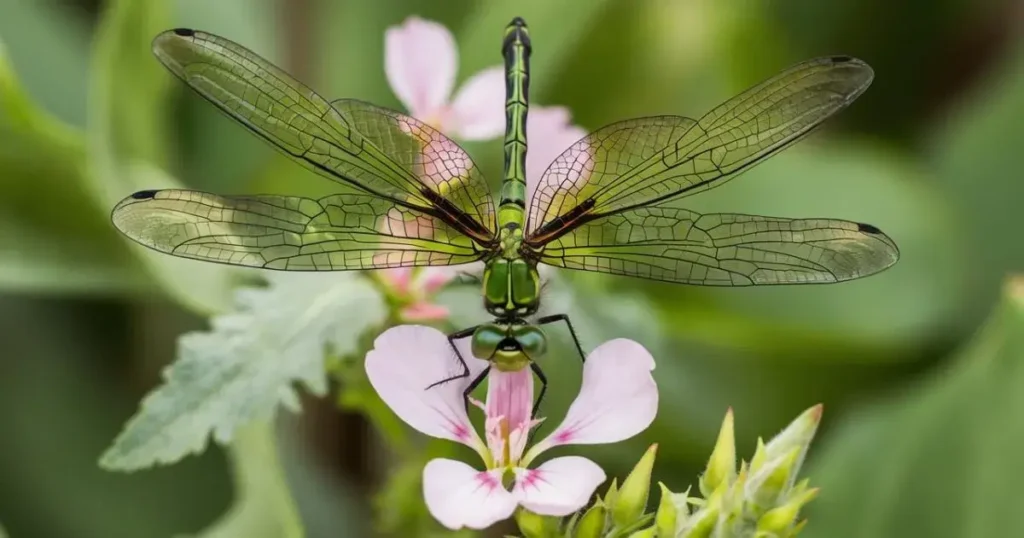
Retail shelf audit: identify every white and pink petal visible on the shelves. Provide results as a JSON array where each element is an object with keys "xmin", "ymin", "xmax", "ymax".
[
  {"xmin": 423, "ymin": 458, "xmax": 518, "ymax": 530},
  {"xmin": 446, "ymin": 66, "xmax": 507, "ymax": 140},
  {"xmin": 365, "ymin": 325, "xmax": 488, "ymax": 448},
  {"xmin": 385, "ymin": 17, "xmax": 457, "ymax": 120},
  {"xmin": 525, "ymin": 106, "xmax": 588, "ymax": 202},
  {"xmin": 528, "ymin": 339, "xmax": 657, "ymax": 457},
  {"xmin": 513, "ymin": 456, "xmax": 606, "ymax": 516}
]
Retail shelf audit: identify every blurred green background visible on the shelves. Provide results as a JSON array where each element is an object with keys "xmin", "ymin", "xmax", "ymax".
[{"xmin": 2, "ymin": 0, "xmax": 1024, "ymax": 537}]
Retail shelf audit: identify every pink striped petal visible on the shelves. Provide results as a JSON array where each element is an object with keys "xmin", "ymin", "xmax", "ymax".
[
  {"xmin": 423, "ymin": 458, "xmax": 518, "ymax": 530},
  {"xmin": 365, "ymin": 326, "xmax": 488, "ymax": 447},
  {"xmin": 485, "ymin": 368, "xmax": 534, "ymax": 434},
  {"xmin": 529, "ymin": 339, "xmax": 657, "ymax": 456},
  {"xmin": 513, "ymin": 456, "xmax": 606, "ymax": 516}
]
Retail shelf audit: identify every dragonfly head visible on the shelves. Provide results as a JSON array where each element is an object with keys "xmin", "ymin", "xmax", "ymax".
[{"xmin": 472, "ymin": 323, "xmax": 547, "ymax": 372}]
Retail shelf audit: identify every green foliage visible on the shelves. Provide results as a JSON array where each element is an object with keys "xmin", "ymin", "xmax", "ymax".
[
  {"xmin": 188, "ymin": 423, "xmax": 303, "ymax": 538},
  {"xmin": 457, "ymin": 0, "xmax": 617, "ymax": 100},
  {"xmin": 515, "ymin": 407, "xmax": 823, "ymax": 537},
  {"xmin": 100, "ymin": 272, "xmax": 384, "ymax": 470},
  {"xmin": 88, "ymin": 0, "xmax": 237, "ymax": 315},
  {"xmin": 932, "ymin": 40, "xmax": 1024, "ymax": 311},
  {"xmin": 0, "ymin": 32, "xmax": 142, "ymax": 295},
  {"xmin": 803, "ymin": 276, "xmax": 1024, "ymax": 538}
]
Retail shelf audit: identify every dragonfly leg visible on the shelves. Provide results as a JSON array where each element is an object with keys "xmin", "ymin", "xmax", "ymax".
[
  {"xmin": 424, "ymin": 325, "xmax": 478, "ymax": 391},
  {"xmin": 536, "ymin": 313, "xmax": 586, "ymax": 363},
  {"xmin": 527, "ymin": 362, "xmax": 549, "ymax": 444},
  {"xmin": 529, "ymin": 362, "xmax": 548, "ymax": 419},
  {"xmin": 462, "ymin": 366, "xmax": 491, "ymax": 417}
]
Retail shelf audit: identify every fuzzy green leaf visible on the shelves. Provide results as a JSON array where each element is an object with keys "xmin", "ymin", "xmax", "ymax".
[{"xmin": 100, "ymin": 273, "xmax": 384, "ymax": 470}]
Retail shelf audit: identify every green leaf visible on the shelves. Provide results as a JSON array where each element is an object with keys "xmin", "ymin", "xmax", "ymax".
[
  {"xmin": 0, "ymin": 0, "xmax": 92, "ymax": 128},
  {"xmin": 88, "ymin": 0, "xmax": 236, "ymax": 314},
  {"xmin": 100, "ymin": 273, "xmax": 385, "ymax": 470},
  {"xmin": 0, "ymin": 34, "xmax": 145, "ymax": 295},
  {"xmin": 803, "ymin": 276, "xmax": 1024, "ymax": 538},
  {"xmin": 931, "ymin": 40, "xmax": 1024, "ymax": 310},
  {"xmin": 187, "ymin": 423, "xmax": 303, "ymax": 538}
]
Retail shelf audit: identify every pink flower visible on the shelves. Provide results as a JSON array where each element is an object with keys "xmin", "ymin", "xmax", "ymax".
[
  {"xmin": 386, "ymin": 16, "xmax": 505, "ymax": 140},
  {"xmin": 365, "ymin": 326, "xmax": 659, "ymax": 530},
  {"xmin": 374, "ymin": 267, "xmax": 456, "ymax": 322},
  {"xmin": 524, "ymin": 107, "xmax": 587, "ymax": 203},
  {"xmin": 385, "ymin": 17, "xmax": 587, "ymax": 182}
]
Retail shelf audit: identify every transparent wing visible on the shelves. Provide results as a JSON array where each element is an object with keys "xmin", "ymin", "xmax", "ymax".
[
  {"xmin": 150, "ymin": 29, "xmax": 495, "ymax": 243},
  {"xmin": 112, "ymin": 190, "xmax": 485, "ymax": 271},
  {"xmin": 526, "ymin": 56, "xmax": 873, "ymax": 245},
  {"xmin": 533, "ymin": 205, "xmax": 899, "ymax": 285}
]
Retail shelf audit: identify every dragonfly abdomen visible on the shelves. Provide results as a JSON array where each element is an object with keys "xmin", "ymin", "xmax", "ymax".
[{"xmin": 498, "ymin": 17, "xmax": 531, "ymax": 230}]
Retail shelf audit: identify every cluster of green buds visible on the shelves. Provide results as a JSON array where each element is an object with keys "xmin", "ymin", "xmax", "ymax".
[{"xmin": 513, "ymin": 405, "xmax": 824, "ymax": 538}]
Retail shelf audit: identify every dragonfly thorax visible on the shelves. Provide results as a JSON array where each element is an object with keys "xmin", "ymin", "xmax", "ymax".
[
  {"xmin": 471, "ymin": 322, "xmax": 546, "ymax": 372},
  {"xmin": 482, "ymin": 255, "xmax": 541, "ymax": 317}
]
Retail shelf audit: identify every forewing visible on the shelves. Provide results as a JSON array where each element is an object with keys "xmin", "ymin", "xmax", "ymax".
[
  {"xmin": 526, "ymin": 56, "xmax": 873, "ymax": 244},
  {"xmin": 329, "ymin": 99, "xmax": 496, "ymax": 241},
  {"xmin": 152, "ymin": 29, "xmax": 495, "ymax": 242},
  {"xmin": 112, "ymin": 190, "xmax": 485, "ymax": 270},
  {"xmin": 534, "ymin": 206, "xmax": 899, "ymax": 285}
]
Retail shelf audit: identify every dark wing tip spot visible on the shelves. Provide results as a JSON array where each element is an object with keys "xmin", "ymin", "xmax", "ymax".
[
  {"xmin": 857, "ymin": 222, "xmax": 883, "ymax": 234},
  {"xmin": 171, "ymin": 28, "xmax": 195, "ymax": 37},
  {"xmin": 830, "ymin": 55, "xmax": 854, "ymax": 63},
  {"xmin": 131, "ymin": 190, "xmax": 159, "ymax": 200}
]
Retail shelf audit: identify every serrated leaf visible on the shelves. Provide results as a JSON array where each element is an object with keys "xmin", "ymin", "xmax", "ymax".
[{"xmin": 100, "ymin": 273, "xmax": 385, "ymax": 470}]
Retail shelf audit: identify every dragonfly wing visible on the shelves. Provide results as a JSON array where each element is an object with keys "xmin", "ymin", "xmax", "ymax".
[
  {"xmin": 534, "ymin": 205, "xmax": 898, "ymax": 285},
  {"xmin": 112, "ymin": 190, "xmax": 485, "ymax": 270},
  {"xmin": 329, "ymin": 99, "xmax": 496, "ymax": 241},
  {"xmin": 526, "ymin": 56, "xmax": 873, "ymax": 244},
  {"xmin": 151, "ymin": 29, "xmax": 495, "ymax": 243}
]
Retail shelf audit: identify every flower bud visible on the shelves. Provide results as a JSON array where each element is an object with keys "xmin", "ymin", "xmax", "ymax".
[
  {"xmin": 756, "ymin": 488, "xmax": 819, "ymax": 534},
  {"xmin": 612, "ymin": 444, "xmax": 658, "ymax": 527},
  {"xmin": 603, "ymin": 478, "xmax": 620, "ymax": 505},
  {"xmin": 574, "ymin": 502, "xmax": 607, "ymax": 538},
  {"xmin": 678, "ymin": 503, "xmax": 718, "ymax": 538},
  {"xmin": 762, "ymin": 405, "xmax": 822, "ymax": 482},
  {"xmin": 746, "ymin": 446, "xmax": 800, "ymax": 512},
  {"xmin": 654, "ymin": 483, "xmax": 677, "ymax": 537},
  {"xmin": 515, "ymin": 507, "xmax": 558, "ymax": 538},
  {"xmin": 700, "ymin": 408, "xmax": 736, "ymax": 496}
]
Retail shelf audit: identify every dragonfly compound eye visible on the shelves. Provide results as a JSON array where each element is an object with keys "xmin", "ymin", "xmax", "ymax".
[
  {"xmin": 471, "ymin": 324, "xmax": 505, "ymax": 361},
  {"xmin": 511, "ymin": 325, "xmax": 547, "ymax": 361}
]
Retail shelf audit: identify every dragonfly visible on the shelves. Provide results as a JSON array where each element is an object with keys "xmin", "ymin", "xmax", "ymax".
[{"xmin": 112, "ymin": 17, "xmax": 899, "ymax": 414}]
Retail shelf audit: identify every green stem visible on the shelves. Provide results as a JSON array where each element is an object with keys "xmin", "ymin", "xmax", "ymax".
[{"xmin": 192, "ymin": 422, "xmax": 304, "ymax": 538}]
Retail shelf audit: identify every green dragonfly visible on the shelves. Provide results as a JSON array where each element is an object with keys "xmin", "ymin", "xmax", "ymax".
[{"xmin": 112, "ymin": 18, "xmax": 899, "ymax": 411}]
